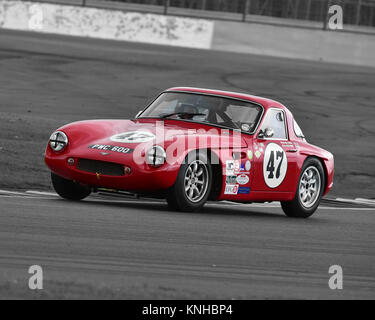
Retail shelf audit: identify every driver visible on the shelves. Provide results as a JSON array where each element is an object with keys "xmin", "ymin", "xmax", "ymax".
[{"xmin": 175, "ymin": 103, "xmax": 199, "ymax": 119}]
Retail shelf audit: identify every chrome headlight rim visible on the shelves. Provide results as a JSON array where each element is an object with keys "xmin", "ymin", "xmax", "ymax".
[
  {"xmin": 146, "ymin": 145, "xmax": 166, "ymax": 167},
  {"xmin": 49, "ymin": 131, "xmax": 68, "ymax": 152}
]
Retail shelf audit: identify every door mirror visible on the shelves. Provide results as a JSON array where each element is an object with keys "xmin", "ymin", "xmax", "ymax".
[{"xmin": 258, "ymin": 128, "xmax": 274, "ymax": 139}]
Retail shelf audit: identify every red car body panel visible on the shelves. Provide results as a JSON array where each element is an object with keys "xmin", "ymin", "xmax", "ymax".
[{"xmin": 45, "ymin": 87, "xmax": 334, "ymax": 202}]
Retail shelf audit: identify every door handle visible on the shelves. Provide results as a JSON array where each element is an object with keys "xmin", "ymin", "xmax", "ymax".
[{"xmin": 286, "ymin": 149, "xmax": 298, "ymax": 153}]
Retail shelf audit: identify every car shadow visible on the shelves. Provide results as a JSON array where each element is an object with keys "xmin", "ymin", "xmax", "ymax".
[
  {"xmin": 200, "ymin": 204, "xmax": 285, "ymax": 219},
  {"xmin": 64, "ymin": 197, "xmax": 316, "ymax": 221}
]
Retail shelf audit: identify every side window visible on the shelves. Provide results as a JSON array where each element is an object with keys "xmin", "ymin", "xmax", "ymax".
[
  {"xmin": 293, "ymin": 119, "xmax": 305, "ymax": 139},
  {"xmin": 260, "ymin": 109, "xmax": 287, "ymax": 139}
]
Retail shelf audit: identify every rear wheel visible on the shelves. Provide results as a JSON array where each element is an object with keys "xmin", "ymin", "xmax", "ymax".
[
  {"xmin": 281, "ymin": 158, "xmax": 325, "ymax": 218},
  {"xmin": 51, "ymin": 172, "xmax": 91, "ymax": 201},
  {"xmin": 167, "ymin": 152, "xmax": 212, "ymax": 212}
]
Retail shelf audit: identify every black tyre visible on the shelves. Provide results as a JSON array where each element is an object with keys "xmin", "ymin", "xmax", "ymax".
[
  {"xmin": 167, "ymin": 151, "xmax": 212, "ymax": 212},
  {"xmin": 281, "ymin": 157, "xmax": 325, "ymax": 218},
  {"xmin": 51, "ymin": 172, "xmax": 91, "ymax": 201}
]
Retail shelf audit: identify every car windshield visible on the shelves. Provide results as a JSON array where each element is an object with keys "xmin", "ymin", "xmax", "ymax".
[{"xmin": 138, "ymin": 92, "xmax": 263, "ymax": 133}]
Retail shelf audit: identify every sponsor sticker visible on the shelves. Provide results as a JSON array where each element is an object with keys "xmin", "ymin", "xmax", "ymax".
[
  {"xmin": 247, "ymin": 150, "xmax": 253, "ymax": 160},
  {"xmin": 224, "ymin": 184, "xmax": 239, "ymax": 195},
  {"xmin": 234, "ymin": 160, "xmax": 240, "ymax": 173},
  {"xmin": 236, "ymin": 174, "xmax": 249, "ymax": 185},
  {"xmin": 245, "ymin": 160, "xmax": 251, "ymax": 171},
  {"xmin": 110, "ymin": 131, "xmax": 155, "ymax": 143},
  {"xmin": 280, "ymin": 141, "xmax": 295, "ymax": 148},
  {"xmin": 238, "ymin": 187, "xmax": 250, "ymax": 194},
  {"xmin": 226, "ymin": 160, "xmax": 235, "ymax": 175},
  {"xmin": 226, "ymin": 175, "xmax": 237, "ymax": 185},
  {"xmin": 254, "ymin": 142, "xmax": 265, "ymax": 157},
  {"xmin": 89, "ymin": 144, "xmax": 133, "ymax": 154}
]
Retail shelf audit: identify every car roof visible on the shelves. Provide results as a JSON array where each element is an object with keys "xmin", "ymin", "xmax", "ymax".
[{"xmin": 166, "ymin": 87, "xmax": 287, "ymax": 111}]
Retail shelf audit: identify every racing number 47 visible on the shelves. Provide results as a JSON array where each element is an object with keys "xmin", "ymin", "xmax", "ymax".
[{"xmin": 266, "ymin": 151, "xmax": 284, "ymax": 179}]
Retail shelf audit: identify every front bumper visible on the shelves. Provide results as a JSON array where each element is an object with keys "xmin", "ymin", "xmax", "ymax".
[{"xmin": 45, "ymin": 151, "xmax": 178, "ymax": 192}]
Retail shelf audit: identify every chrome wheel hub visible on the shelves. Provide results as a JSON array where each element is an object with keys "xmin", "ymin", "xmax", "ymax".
[
  {"xmin": 299, "ymin": 166, "xmax": 321, "ymax": 208},
  {"xmin": 184, "ymin": 160, "xmax": 209, "ymax": 203}
]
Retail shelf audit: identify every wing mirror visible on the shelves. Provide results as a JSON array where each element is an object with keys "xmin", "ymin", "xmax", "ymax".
[{"xmin": 258, "ymin": 128, "xmax": 274, "ymax": 139}]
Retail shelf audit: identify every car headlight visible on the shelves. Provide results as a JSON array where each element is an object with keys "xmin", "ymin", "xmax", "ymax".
[
  {"xmin": 146, "ymin": 146, "xmax": 166, "ymax": 167},
  {"xmin": 49, "ymin": 131, "xmax": 68, "ymax": 152}
]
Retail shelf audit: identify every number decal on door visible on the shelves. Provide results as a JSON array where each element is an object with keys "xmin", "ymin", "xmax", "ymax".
[{"xmin": 263, "ymin": 143, "xmax": 288, "ymax": 188}]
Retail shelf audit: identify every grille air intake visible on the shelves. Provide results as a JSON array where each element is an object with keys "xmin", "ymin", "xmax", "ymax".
[{"xmin": 77, "ymin": 159, "xmax": 124, "ymax": 176}]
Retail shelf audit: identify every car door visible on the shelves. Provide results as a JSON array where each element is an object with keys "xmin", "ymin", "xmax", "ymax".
[{"xmin": 251, "ymin": 108, "xmax": 298, "ymax": 193}]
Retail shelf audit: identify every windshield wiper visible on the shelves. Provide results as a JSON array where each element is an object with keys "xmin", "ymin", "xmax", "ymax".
[{"xmin": 160, "ymin": 112, "xmax": 206, "ymax": 119}]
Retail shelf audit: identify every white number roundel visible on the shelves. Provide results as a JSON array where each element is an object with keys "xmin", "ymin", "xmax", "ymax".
[{"xmin": 263, "ymin": 143, "xmax": 288, "ymax": 188}]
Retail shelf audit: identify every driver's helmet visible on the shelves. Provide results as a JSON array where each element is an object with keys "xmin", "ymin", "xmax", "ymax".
[
  {"xmin": 175, "ymin": 102, "xmax": 198, "ymax": 114},
  {"xmin": 175, "ymin": 103, "xmax": 199, "ymax": 119}
]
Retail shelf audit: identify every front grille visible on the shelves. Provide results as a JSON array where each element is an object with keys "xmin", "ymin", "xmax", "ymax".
[{"xmin": 77, "ymin": 159, "xmax": 124, "ymax": 176}]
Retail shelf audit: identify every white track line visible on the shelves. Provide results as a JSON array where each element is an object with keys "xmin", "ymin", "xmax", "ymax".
[
  {"xmin": 355, "ymin": 198, "xmax": 375, "ymax": 205},
  {"xmin": 318, "ymin": 207, "xmax": 375, "ymax": 211},
  {"xmin": 26, "ymin": 190, "xmax": 59, "ymax": 196},
  {"xmin": 215, "ymin": 203, "xmax": 375, "ymax": 211},
  {"xmin": 0, "ymin": 195, "xmax": 40, "ymax": 199},
  {"xmin": 336, "ymin": 197, "xmax": 375, "ymax": 207},
  {"xmin": 0, "ymin": 189, "xmax": 30, "ymax": 196}
]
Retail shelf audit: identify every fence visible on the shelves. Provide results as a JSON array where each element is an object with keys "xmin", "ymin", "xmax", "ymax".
[{"xmin": 101, "ymin": 0, "xmax": 375, "ymax": 27}]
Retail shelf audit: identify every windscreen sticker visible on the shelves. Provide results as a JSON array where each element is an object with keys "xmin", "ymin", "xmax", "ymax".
[
  {"xmin": 263, "ymin": 143, "xmax": 288, "ymax": 188},
  {"xmin": 89, "ymin": 144, "xmax": 133, "ymax": 154},
  {"xmin": 110, "ymin": 131, "xmax": 155, "ymax": 143}
]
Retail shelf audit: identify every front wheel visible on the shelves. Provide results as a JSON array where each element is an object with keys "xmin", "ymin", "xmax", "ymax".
[
  {"xmin": 51, "ymin": 173, "xmax": 91, "ymax": 201},
  {"xmin": 281, "ymin": 158, "xmax": 325, "ymax": 218},
  {"xmin": 167, "ymin": 152, "xmax": 212, "ymax": 212}
]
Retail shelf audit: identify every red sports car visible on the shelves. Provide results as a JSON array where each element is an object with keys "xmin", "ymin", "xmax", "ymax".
[{"xmin": 45, "ymin": 87, "xmax": 334, "ymax": 218}]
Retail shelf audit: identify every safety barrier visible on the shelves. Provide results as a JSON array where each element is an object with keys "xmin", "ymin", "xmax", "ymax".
[{"xmin": 0, "ymin": 0, "xmax": 214, "ymax": 49}]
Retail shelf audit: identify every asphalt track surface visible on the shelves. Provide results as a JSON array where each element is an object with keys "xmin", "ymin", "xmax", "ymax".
[
  {"xmin": 0, "ymin": 190, "xmax": 374, "ymax": 299},
  {"xmin": 0, "ymin": 30, "xmax": 374, "ymax": 299},
  {"xmin": 0, "ymin": 29, "xmax": 375, "ymax": 197}
]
